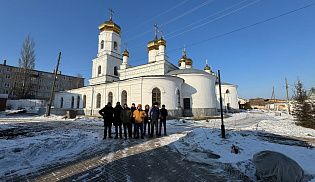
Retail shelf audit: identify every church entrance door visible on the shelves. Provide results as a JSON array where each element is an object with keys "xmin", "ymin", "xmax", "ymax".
[{"xmin": 183, "ymin": 98, "xmax": 192, "ymax": 117}]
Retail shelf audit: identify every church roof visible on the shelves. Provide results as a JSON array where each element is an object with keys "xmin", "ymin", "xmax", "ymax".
[
  {"xmin": 99, "ymin": 20, "xmax": 121, "ymax": 34},
  {"xmin": 167, "ymin": 68, "xmax": 208, "ymax": 75}
]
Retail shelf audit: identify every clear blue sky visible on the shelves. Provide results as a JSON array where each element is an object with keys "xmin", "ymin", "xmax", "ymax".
[{"xmin": 1, "ymin": 0, "xmax": 314, "ymax": 99}]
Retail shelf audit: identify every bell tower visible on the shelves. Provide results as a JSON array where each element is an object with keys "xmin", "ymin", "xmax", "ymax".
[{"xmin": 89, "ymin": 9, "xmax": 122, "ymax": 85}]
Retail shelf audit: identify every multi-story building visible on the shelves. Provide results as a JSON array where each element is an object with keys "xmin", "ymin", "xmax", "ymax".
[{"xmin": 0, "ymin": 60, "xmax": 84, "ymax": 100}]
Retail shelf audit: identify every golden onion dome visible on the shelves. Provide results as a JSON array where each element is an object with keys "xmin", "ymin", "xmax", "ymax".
[
  {"xmin": 157, "ymin": 37, "xmax": 166, "ymax": 46},
  {"xmin": 147, "ymin": 40, "xmax": 159, "ymax": 51},
  {"xmin": 204, "ymin": 64, "xmax": 211, "ymax": 71},
  {"xmin": 122, "ymin": 49, "xmax": 129, "ymax": 57},
  {"xmin": 178, "ymin": 51, "xmax": 193, "ymax": 66},
  {"xmin": 99, "ymin": 20, "xmax": 121, "ymax": 34}
]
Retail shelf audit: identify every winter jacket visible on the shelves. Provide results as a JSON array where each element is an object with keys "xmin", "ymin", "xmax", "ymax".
[
  {"xmin": 120, "ymin": 107, "xmax": 132, "ymax": 124},
  {"xmin": 150, "ymin": 107, "xmax": 160, "ymax": 121},
  {"xmin": 160, "ymin": 108, "xmax": 168, "ymax": 120},
  {"xmin": 133, "ymin": 109, "xmax": 146, "ymax": 123},
  {"xmin": 144, "ymin": 109, "xmax": 149, "ymax": 123},
  {"xmin": 130, "ymin": 106, "xmax": 136, "ymax": 123},
  {"xmin": 99, "ymin": 105, "xmax": 114, "ymax": 124},
  {"xmin": 113, "ymin": 105, "xmax": 123, "ymax": 126}
]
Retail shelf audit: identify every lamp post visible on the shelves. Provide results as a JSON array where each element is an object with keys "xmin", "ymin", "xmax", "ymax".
[{"xmin": 218, "ymin": 70, "xmax": 226, "ymax": 138}]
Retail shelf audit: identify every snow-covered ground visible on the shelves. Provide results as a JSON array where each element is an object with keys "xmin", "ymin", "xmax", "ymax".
[{"xmin": 0, "ymin": 111, "xmax": 314, "ymax": 181}]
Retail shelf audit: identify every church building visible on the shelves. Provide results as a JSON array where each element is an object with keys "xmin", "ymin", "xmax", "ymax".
[{"xmin": 53, "ymin": 14, "xmax": 239, "ymax": 117}]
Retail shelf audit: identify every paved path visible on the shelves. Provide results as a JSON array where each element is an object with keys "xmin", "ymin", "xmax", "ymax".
[{"xmin": 22, "ymin": 134, "xmax": 246, "ymax": 182}]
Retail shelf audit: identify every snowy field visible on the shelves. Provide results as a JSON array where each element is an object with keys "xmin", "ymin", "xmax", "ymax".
[{"xmin": 0, "ymin": 111, "xmax": 314, "ymax": 181}]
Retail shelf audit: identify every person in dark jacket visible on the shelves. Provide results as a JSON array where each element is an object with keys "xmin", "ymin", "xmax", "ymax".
[
  {"xmin": 149, "ymin": 102, "xmax": 160, "ymax": 138},
  {"xmin": 130, "ymin": 103, "xmax": 136, "ymax": 138},
  {"xmin": 120, "ymin": 103, "xmax": 132, "ymax": 139},
  {"xmin": 143, "ymin": 104, "xmax": 150, "ymax": 136},
  {"xmin": 113, "ymin": 102, "xmax": 123, "ymax": 139},
  {"xmin": 99, "ymin": 102, "xmax": 114, "ymax": 139},
  {"xmin": 159, "ymin": 104, "xmax": 168, "ymax": 136}
]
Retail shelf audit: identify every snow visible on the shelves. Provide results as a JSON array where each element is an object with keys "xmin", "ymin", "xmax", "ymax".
[{"xmin": 0, "ymin": 110, "xmax": 314, "ymax": 180}]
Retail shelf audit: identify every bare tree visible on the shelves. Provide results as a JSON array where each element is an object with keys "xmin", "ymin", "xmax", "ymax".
[{"xmin": 18, "ymin": 35, "xmax": 36, "ymax": 98}]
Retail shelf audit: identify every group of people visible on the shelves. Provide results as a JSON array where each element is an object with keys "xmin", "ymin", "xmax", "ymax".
[{"xmin": 99, "ymin": 102, "xmax": 168, "ymax": 140}]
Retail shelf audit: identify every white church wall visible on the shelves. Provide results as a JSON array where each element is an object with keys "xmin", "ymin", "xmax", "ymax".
[
  {"xmin": 215, "ymin": 84, "xmax": 239, "ymax": 110},
  {"xmin": 178, "ymin": 74, "xmax": 217, "ymax": 109}
]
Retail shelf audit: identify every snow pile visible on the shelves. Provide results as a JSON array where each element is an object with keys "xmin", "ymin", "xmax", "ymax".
[
  {"xmin": 172, "ymin": 128, "xmax": 315, "ymax": 180},
  {"xmin": 244, "ymin": 113, "xmax": 315, "ymax": 139},
  {"xmin": 0, "ymin": 127, "xmax": 102, "ymax": 176}
]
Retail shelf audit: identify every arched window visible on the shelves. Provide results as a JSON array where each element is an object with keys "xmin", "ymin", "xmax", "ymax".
[
  {"xmin": 98, "ymin": 66, "xmax": 101, "ymax": 76},
  {"xmin": 96, "ymin": 93, "xmax": 101, "ymax": 108},
  {"xmin": 226, "ymin": 89, "xmax": 230, "ymax": 94},
  {"xmin": 108, "ymin": 92, "xmax": 113, "ymax": 105},
  {"xmin": 100, "ymin": 40, "xmax": 104, "ymax": 49},
  {"xmin": 71, "ymin": 96, "xmax": 74, "ymax": 108},
  {"xmin": 114, "ymin": 66, "xmax": 118, "ymax": 76},
  {"xmin": 176, "ymin": 90, "xmax": 180, "ymax": 107},
  {"xmin": 121, "ymin": 90, "xmax": 127, "ymax": 106},
  {"xmin": 114, "ymin": 41, "xmax": 118, "ymax": 50},
  {"xmin": 83, "ymin": 95, "xmax": 86, "ymax": 108},
  {"xmin": 77, "ymin": 96, "xmax": 80, "ymax": 108},
  {"xmin": 60, "ymin": 97, "xmax": 63, "ymax": 108},
  {"xmin": 152, "ymin": 87, "xmax": 161, "ymax": 106}
]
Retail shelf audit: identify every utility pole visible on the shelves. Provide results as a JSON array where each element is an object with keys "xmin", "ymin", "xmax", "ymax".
[
  {"xmin": 271, "ymin": 86, "xmax": 275, "ymax": 111},
  {"xmin": 285, "ymin": 78, "xmax": 291, "ymax": 114},
  {"xmin": 218, "ymin": 70, "xmax": 225, "ymax": 138},
  {"xmin": 46, "ymin": 52, "xmax": 61, "ymax": 116}
]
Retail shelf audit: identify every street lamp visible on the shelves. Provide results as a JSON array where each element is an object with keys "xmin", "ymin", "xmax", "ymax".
[{"xmin": 218, "ymin": 70, "xmax": 226, "ymax": 138}]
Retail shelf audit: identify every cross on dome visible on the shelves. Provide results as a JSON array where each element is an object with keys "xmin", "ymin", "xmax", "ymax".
[{"xmin": 109, "ymin": 8, "xmax": 114, "ymax": 20}]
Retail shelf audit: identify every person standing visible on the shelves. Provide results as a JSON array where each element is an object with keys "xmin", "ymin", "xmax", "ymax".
[
  {"xmin": 113, "ymin": 102, "xmax": 123, "ymax": 139},
  {"xmin": 159, "ymin": 104, "xmax": 168, "ymax": 136},
  {"xmin": 99, "ymin": 102, "xmax": 114, "ymax": 139},
  {"xmin": 149, "ymin": 102, "xmax": 160, "ymax": 138},
  {"xmin": 120, "ymin": 103, "xmax": 132, "ymax": 139},
  {"xmin": 143, "ymin": 104, "xmax": 151, "ymax": 136},
  {"xmin": 130, "ymin": 103, "xmax": 136, "ymax": 138},
  {"xmin": 133, "ymin": 104, "xmax": 146, "ymax": 139}
]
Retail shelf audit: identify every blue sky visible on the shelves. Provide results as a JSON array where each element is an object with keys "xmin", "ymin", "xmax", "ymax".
[{"xmin": 0, "ymin": 0, "xmax": 314, "ymax": 99}]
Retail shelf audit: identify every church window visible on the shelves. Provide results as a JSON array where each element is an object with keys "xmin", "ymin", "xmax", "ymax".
[
  {"xmin": 108, "ymin": 92, "xmax": 113, "ymax": 105},
  {"xmin": 71, "ymin": 96, "xmax": 74, "ymax": 108},
  {"xmin": 114, "ymin": 41, "xmax": 118, "ymax": 50},
  {"xmin": 96, "ymin": 93, "xmax": 101, "ymax": 108},
  {"xmin": 60, "ymin": 97, "xmax": 63, "ymax": 108},
  {"xmin": 100, "ymin": 40, "xmax": 104, "ymax": 49},
  {"xmin": 98, "ymin": 66, "xmax": 101, "ymax": 76},
  {"xmin": 83, "ymin": 95, "xmax": 86, "ymax": 108},
  {"xmin": 77, "ymin": 96, "xmax": 80, "ymax": 108},
  {"xmin": 152, "ymin": 87, "xmax": 161, "ymax": 106},
  {"xmin": 121, "ymin": 90, "xmax": 127, "ymax": 106},
  {"xmin": 176, "ymin": 90, "xmax": 180, "ymax": 107},
  {"xmin": 114, "ymin": 66, "xmax": 118, "ymax": 76},
  {"xmin": 226, "ymin": 89, "xmax": 230, "ymax": 94}
]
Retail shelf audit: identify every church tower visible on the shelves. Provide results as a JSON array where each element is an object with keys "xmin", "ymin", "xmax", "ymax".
[{"xmin": 89, "ymin": 10, "xmax": 122, "ymax": 85}]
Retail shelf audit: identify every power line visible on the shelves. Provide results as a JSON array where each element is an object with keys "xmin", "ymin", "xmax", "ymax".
[
  {"xmin": 164, "ymin": 0, "xmax": 251, "ymax": 37},
  {"xmin": 125, "ymin": 0, "xmax": 216, "ymax": 43},
  {"xmin": 166, "ymin": 0, "xmax": 261, "ymax": 39},
  {"xmin": 123, "ymin": 0, "xmax": 190, "ymax": 34},
  {"xmin": 169, "ymin": 2, "xmax": 315, "ymax": 52}
]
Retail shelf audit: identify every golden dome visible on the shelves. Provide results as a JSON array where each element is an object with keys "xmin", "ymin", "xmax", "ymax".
[
  {"xmin": 204, "ymin": 64, "xmax": 211, "ymax": 71},
  {"xmin": 147, "ymin": 40, "xmax": 159, "ymax": 51},
  {"xmin": 99, "ymin": 20, "xmax": 121, "ymax": 34},
  {"xmin": 157, "ymin": 37, "xmax": 166, "ymax": 46},
  {"xmin": 122, "ymin": 49, "xmax": 129, "ymax": 57},
  {"xmin": 178, "ymin": 50, "xmax": 193, "ymax": 66}
]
